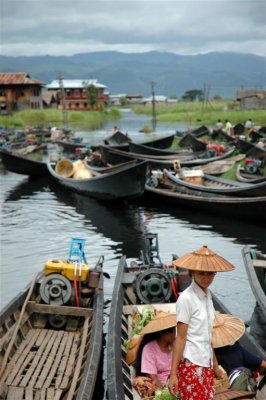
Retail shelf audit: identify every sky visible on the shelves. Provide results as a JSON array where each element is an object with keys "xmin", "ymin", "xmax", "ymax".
[{"xmin": 1, "ymin": 0, "xmax": 266, "ymax": 57}]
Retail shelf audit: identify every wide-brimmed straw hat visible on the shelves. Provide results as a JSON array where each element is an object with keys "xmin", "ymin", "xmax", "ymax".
[
  {"xmin": 173, "ymin": 246, "xmax": 235, "ymax": 272},
  {"xmin": 212, "ymin": 313, "xmax": 245, "ymax": 348},
  {"xmin": 140, "ymin": 311, "xmax": 176, "ymax": 335}
]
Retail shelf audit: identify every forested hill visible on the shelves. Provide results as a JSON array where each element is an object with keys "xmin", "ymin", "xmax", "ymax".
[{"xmin": 1, "ymin": 51, "xmax": 265, "ymax": 98}]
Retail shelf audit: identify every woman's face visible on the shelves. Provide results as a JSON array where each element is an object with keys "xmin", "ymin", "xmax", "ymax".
[
  {"xmin": 161, "ymin": 327, "xmax": 176, "ymax": 345},
  {"xmin": 193, "ymin": 271, "xmax": 216, "ymax": 292}
]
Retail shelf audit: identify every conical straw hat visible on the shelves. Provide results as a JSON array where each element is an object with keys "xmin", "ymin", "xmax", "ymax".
[
  {"xmin": 212, "ymin": 313, "xmax": 245, "ymax": 348},
  {"xmin": 173, "ymin": 246, "xmax": 235, "ymax": 272},
  {"xmin": 140, "ymin": 311, "xmax": 176, "ymax": 335}
]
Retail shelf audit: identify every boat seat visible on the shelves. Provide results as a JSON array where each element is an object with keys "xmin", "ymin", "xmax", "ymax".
[{"xmin": 253, "ymin": 259, "xmax": 266, "ymax": 269}]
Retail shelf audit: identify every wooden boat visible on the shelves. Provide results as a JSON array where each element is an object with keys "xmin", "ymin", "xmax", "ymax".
[
  {"xmin": 242, "ymin": 246, "xmax": 266, "ymax": 319},
  {"xmin": 144, "ymin": 172, "xmax": 266, "ymax": 223},
  {"xmin": 0, "ymin": 239, "xmax": 104, "ymax": 400},
  {"xmin": 164, "ymin": 169, "xmax": 266, "ymax": 197},
  {"xmin": 235, "ymin": 138, "xmax": 265, "ymax": 155},
  {"xmin": 236, "ymin": 164, "xmax": 266, "ymax": 184},
  {"xmin": 0, "ymin": 147, "xmax": 49, "ymax": 177},
  {"xmin": 190, "ymin": 135, "xmax": 208, "ymax": 152},
  {"xmin": 143, "ymin": 133, "xmax": 175, "ymax": 149},
  {"xmin": 55, "ymin": 139, "xmax": 91, "ymax": 153},
  {"xmin": 107, "ymin": 235, "xmax": 266, "ymax": 399},
  {"xmin": 104, "ymin": 130, "xmax": 132, "ymax": 146},
  {"xmin": 196, "ymin": 154, "xmax": 246, "ymax": 175},
  {"xmin": 100, "ymin": 145, "xmax": 236, "ymax": 170},
  {"xmin": 47, "ymin": 159, "xmax": 148, "ymax": 201},
  {"xmin": 128, "ymin": 141, "xmax": 192, "ymax": 156}
]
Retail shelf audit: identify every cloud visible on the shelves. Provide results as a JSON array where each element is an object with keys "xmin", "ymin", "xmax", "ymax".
[{"xmin": 1, "ymin": 0, "xmax": 266, "ymax": 56}]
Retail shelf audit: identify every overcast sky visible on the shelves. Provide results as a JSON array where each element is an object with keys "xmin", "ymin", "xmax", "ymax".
[{"xmin": 1, "ymin": 0, "xmax": 266, "ymax": 57}]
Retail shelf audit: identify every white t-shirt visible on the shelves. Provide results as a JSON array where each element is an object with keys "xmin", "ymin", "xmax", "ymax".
[{"xmin": 175, "ymin": 279, "xmax": 215, "ymax": 367}]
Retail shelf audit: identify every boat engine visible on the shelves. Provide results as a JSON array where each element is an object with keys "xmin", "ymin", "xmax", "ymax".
[
  {"xmin": 206, "ymin": 144, "xmax": 225, "ymax": 158},
  {"xmin": 244, "ymin": 159, "xmax": 262, "ymax": 174},
  {"xmin": 39, "ymin": 239, "xmax": 91, "ymax": 328},
  {"xmin": 134, "ymin": 233, "xmax": 179, "ymax": 304}
]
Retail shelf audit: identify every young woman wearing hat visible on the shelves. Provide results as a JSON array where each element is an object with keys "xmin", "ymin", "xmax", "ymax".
[
  {"xmin": 168, "ymin": 246, "xmax": 234, "ymax": 400},
  {"xmin": 133, "ymin": 311, "xmax": 176, "ymax": 396},
  {"xmin": 212, "ymin": 313, "xmax": 266, "ymax": 389}
]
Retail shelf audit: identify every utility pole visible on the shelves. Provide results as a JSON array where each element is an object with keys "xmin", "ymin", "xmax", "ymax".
[
  {"xmin": 58, "ymin": 75, "xmax": 68, "ymax": 130},
  {"xmin": 150, "ymin": 80, "xmax": 157, "ymax": 131}
]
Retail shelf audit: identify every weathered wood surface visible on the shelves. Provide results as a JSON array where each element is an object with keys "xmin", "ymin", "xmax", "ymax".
[
  {"xmin": 27, "ymin": 301, "xmax": 93, "ymax": 317},
  {"xmin": 1, "ymin": 328, "xmax": 81, "ymax": 398}
]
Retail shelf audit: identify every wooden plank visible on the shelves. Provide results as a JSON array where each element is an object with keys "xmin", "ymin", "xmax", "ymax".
[
  {"xmin": 46, "ymin": 388, "xmax": 55, "ymax": 400},
  {"xmin": 40, "ymin": 388, "xmax": 46, "ymax": 400},
  {"xmin": 253, "ymin": 259, "xmax": 266, "ymax": 268},
  {"xmin": 65, "ymin": 317, "xmax": 90, "ymax": 400},
  {"xmin": 55, "ymin": 332, "xmax": 75, "ymax": 388},
  {"xmin": 53, "ymin": 389, "xmax": 63, "ymax": 400},
  {"xmin": 4, "ymin": 329, "xmax": 41, "ymax": 385},
  {"xmin": 6, "ymin": 386, "xmax": 24, "ymax": 400},
  {"xmin": 59, "ymin": 333, "xmax": 80, "ymax": 389},
  {"xmin": 25, "ymin": 387, "xmax": 34, "ymax": 400},
  {"xmin": 39, "ymin": 331, "xmax": 69, "ymax": 389},
  {"xmin": 27, "ymin": 302, "xmax": 93, "ymax": 317},
  {"xmin": 20, "ymin": 330, "xmax": 55, "ymax": 387}
]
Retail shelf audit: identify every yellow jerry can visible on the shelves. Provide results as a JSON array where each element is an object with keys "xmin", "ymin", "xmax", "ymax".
[{"xmin": 44, "ymin": 260, "xmax": 89, "ymax": 281}]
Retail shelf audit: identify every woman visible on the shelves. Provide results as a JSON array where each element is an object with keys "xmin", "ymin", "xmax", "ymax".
[
  {"xmin": 168, "ymin": 245, "xmax": 234, "ymax": 400},
  {"xmin": 212, "ymin": 313, "xmax": 266, "ymax": 388},
  {"xmin": 133, "ymin": 311, "xmax": 176, "ymax": 396}
]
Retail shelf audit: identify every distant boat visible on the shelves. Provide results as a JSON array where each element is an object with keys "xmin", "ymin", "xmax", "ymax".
[
  {"xmin": 0, "ymin": 147, "xmax": 49, "ymax": 177},
  {"xmin": 164, "ymin": 168, "xmax": 266, "ymax": 197},
  {"xmin": 145, "ymin": 171, "xmax": 266, "ymax": 223},
  {"xmin": 47, "ymin": 158, "xmax": 148, "ymax": 201}
]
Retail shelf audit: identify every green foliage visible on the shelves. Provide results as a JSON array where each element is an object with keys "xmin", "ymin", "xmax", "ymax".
[
  {"xmin": 83, "ymin": 83, "xmax": 100, "ymax": 109},
  {"xmin": 153, "ymin": 388, "xmax": 180, "ymax": 400},
  {"xmin": 182, "ymin": 89, "xmax": 204, "ymax": 102},
  {"xmin": 131, "ymin": 308, "xmax": 155, "ymax": 335},
  {"xmin": 0, "ymin": 108, "xmax": 121, "ymax": 130}
]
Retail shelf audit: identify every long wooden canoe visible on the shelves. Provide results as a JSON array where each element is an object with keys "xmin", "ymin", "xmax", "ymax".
[
  {"xmin": 0, "ymin": 256, "xmax": 104, "ymax": 400},
  {"xmin": 242, "ymin": 246, "xmax": 266, "ymax": 319},
  {"xmin": 0, "ymin": 148, "xmax": 49, "ymax": 177},
  {"xmin": 107, "ymin": 242, "xmax": 265, "ymax": 400}
]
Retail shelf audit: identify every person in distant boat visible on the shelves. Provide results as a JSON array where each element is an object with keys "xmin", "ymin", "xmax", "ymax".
[
  {"xmin": 168, "ymin": 246, "xmax": 233, "ymax": 400},
  {"xmin": 225, "ymin": 120, "xmax": 233, "ymax": 136},
  {"xmin": 134, "ymin": 312, "xmax": 176, "ymax": 390},
  {"xmin": 212, "ymin": 312, "xmax": 266, "ymax": 388},
  {"xmin": 215, "ymin": 119, "xmax": 223, "ymax": 130},
  {"xmin": 112, "ymin": 126, "xmax": 119, "ymax": 134}
]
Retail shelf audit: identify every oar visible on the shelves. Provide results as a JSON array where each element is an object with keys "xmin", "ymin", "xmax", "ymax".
[{"xmin": 0, "ymin": 272, "xmax": 39, "ymax": 379}]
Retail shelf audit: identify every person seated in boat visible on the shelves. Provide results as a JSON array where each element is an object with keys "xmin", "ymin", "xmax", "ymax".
[
  {"xmin": 214, "ymin": 119, "xmax": 224, "ymax": 132},
  {"xmin": 212, "ymin": 312, "xmax": 266, "ymax": 390},
  {"xmin": 133, "ymin": 311, "xmax": 176, "ymax": 396},
  {"xmin": 225, "ymin": 120, "xmax": 233, "ymax": 136}
]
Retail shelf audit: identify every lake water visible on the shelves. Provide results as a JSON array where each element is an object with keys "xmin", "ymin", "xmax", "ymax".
[{"xmin": 0, "ymin": 110, "xmax": 265, "ymax": 398}]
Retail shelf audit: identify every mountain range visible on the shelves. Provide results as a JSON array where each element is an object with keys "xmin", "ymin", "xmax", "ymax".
[{"xmin": 1, "ymin": 51, "xmax": 265, "ymax": 98}]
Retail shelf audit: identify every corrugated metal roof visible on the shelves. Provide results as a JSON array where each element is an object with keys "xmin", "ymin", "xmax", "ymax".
[
  {"xmin": 236, "ymin": 89, "xmax": 266, "ymax": 100},
  {"xmin": 0, "ymin": 73, "xmax": 44, "ymax": 85},
  {"xmin": 46, "ymin": 79, "xmax": 106, "ymax": 90}
]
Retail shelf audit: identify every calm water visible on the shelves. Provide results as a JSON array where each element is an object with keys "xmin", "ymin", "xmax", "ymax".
[{"xmin": 0, "ymin": 110, "xmax": 265, "ymax": 398}]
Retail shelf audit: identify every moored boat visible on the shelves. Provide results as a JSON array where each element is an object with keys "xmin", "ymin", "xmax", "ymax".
[
  {"xmin": 0, "ymin": 238, "xmax": 104, "ymax": 400},
  {"xmin": 164, "ymin": 168, "xmax": 266, "ymax": 197},
  {"xmin": 47, "ymin": 158, "xmax": 148, "ymax": 201},
  {"xmin": 144, "ymin": 171, "xmax": 266, "ymax": 223},
  {"xmin": 107, "ymin": 235, "xmax": 265, "ymax": 399},
  {"xmin": 242, "ymin": 246, "xmax": 266, "ymax": 319},
  {"xmin": 236, "ymin": 164, "xmax": 266, "ymax": 184},
  {"xmin": 0, "ymin": 147, "xmax": 49, "ymax": 177}
]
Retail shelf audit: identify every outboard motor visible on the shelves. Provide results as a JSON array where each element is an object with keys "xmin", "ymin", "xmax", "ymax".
[{"xmin": 244, "ymin": 159, "xmax": 262, "ymax": 174}]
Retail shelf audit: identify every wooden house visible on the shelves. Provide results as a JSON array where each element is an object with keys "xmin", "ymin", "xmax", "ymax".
[
  {"xmin": 46, "ymin": 79, "xmax": 109, "ymax": 111},
  {"xmin": 0, "ymin": 73, "xmax": 44, "ymax": 114},
  {"xmin": 236, "ymin": 90, "xmax": 266, "ymax": 110}
]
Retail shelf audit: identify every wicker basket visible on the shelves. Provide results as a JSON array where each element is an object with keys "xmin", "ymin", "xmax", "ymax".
[
  {"xmin": 73, "ymin": 169, "xmax": 92, "ymax": 179},
  {"xmin": 55, "ymin": 159, "xmax": 74, "ymax": 178}
]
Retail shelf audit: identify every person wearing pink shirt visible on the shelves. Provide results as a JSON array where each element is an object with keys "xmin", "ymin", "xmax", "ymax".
[{"xmin": 134, "ymin": 312, "xmax": 176, "ymax": 390}]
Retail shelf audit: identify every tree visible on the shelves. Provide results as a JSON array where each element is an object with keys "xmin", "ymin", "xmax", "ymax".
[
  {"xmin": 182, "ymin": 89, "xmax": 204, "ymax": 102},
  {"xmin": 83, "ymin": 83, "xmax": 99, "ymax": 110}
]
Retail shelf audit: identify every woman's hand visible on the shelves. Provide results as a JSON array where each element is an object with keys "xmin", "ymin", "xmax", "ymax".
[
  {"xmin": 168, "ymin": 374, "xmax": 179, "ymax": 396},
  {"xmin": 213, "ymin": 365, "xmax": 224, "ymax": 380}
]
